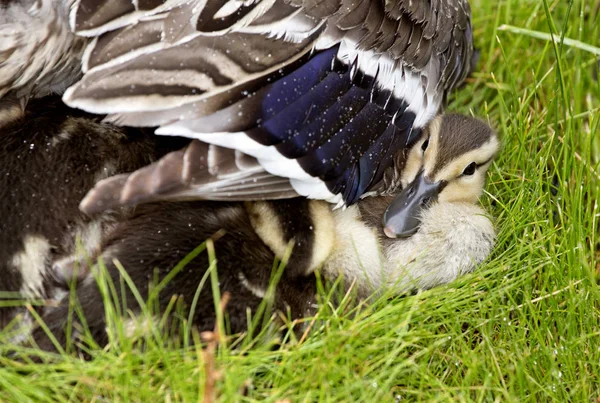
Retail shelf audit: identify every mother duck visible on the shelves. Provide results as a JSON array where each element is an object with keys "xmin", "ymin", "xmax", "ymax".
[{"xmin": 1, "ymin": 0, "xmax": 474, "ymax": 236}]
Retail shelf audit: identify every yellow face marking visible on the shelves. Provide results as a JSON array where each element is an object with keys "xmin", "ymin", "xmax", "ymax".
[
  {"xmin": 407, "ymin": 115, "xmax": 499, "ymax": 204},
  {"xmin": 400, "ymin": 116, "xmax": 444, "ymax": 187},
  {"xmin": 429, "ymin": 137, "xmax": 499, "ymax": 183},
  {"xmin": 421, "ymin": 115, "xmax": 442, "ymax": 181}
]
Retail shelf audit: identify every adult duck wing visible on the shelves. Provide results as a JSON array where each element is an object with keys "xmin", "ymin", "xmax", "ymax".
[{"xmin": 64, "ymin": 0, "xmax": 474, "ymax": 211}]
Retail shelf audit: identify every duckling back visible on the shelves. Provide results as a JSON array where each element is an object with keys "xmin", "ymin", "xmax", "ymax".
[
  {"xmin": 0, "ymin": 96, "xmax": 319, "ymax": 349},
  {"xmin": 0, "ymin": 96, "xmax": 180, "ymax": 339}
]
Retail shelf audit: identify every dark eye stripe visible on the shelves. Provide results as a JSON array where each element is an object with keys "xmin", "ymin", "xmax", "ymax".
[
  {"xmin": 460, "ymin": 156, "xmax": 494, "ymax": 177},
  {"xmin": 476, "ymin": 156, "xmax": 495, "ymax": 168}
]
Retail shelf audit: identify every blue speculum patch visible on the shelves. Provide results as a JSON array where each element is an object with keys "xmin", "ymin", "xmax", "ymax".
[{"xmin": 246, "ymin": 45, "xmax": 420, "ymax": 204}]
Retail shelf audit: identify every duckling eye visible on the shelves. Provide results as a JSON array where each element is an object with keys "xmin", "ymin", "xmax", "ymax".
[
  {"xmin": 463, "ymin": 162, "xmax": 477, "ymax": 176},
  {"xmin": 421, "ymin": 138, "xmax": 429, "ymax": 152}
]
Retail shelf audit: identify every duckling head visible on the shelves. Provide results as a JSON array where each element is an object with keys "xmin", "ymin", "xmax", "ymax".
[{"xmin": 383, "ymin": 114, "xmax": 499, "ymax": 238}]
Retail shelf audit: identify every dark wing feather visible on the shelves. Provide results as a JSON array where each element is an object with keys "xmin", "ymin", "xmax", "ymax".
[
  {"xmin": 64, "ymin": 0, "xmax": 473, "ymax": 212},
  {"xmin": 72, "ymin": 0, "xmax": 183, "ymax": 36},
  {"xmin": 69, "ymin": 31, "xmax": 319, "ymax": 113},
  {"xmin": 80, "ymin": 140, "xmax": 297, "ymax": 215}
]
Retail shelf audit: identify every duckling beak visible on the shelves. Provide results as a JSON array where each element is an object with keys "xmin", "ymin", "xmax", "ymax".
[{"xmin": 382, "ymin": 171, "xmax": 440, "ymax": 238}]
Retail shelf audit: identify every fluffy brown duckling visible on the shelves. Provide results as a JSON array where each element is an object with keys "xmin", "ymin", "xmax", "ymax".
[
  {"xmin": 0, "ymin": 96, "xmax": 186, "ymax": 343},
  {"xmin": 0, "ymin": 98, "xmax": 497, "ymax": 352},
  {"xmin": 249, "ymin": 114, "xmax": 499, "ymax": 297},
  {"xmin": 0, "ymin": 97, "xmax": 316, "ymax": 348}
]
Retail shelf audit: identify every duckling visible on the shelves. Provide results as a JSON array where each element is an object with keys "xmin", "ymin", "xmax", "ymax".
[
  {"xmin": 0, "ymin": 96, "xmax": 317, "ymax": 348},
  {"xmin": 248, "ymin": 114, "xmax": 499, "ymax": 297},
  {"xmin": 3, "ymin": 0, "xmax": 476, "ymax": 222},
  {"xmin": 32, "ymin": 199, "xmax": 321, "ymax": 352},
  {"xmin": 0, "ymin": 95, "xmax": 187, "ymax": 342},
  {"xmin": 29, "ymin": 114, "xmax": 497, "ymax": 352}
]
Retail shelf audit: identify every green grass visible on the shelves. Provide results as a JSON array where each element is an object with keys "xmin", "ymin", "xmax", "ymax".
[{"xmin": 2, "ymin": 0, "xmax": 600, "ymax": 400}]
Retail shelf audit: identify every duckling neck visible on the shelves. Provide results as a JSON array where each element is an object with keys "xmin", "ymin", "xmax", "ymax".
[{"xmin": 322, "ymin": 204, "xmax": 388, "ymax": 297}]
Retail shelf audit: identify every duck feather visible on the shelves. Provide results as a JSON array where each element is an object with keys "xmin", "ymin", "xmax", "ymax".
[
  {"xmin": 0, "ymin": 0, "xmax": 85, "ymax": 99},
  {"xmin": 2, "ymin": 0, "xmax": 473, "ymax": 211},
  {"xmin": 80, "ymin": 140, "xmax": 298, "ymax": 214}
]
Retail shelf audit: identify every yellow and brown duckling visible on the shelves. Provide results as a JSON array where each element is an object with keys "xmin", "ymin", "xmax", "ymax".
[
  {"xmin": 0, "ymin": 96, "xmax": 186, "ymax": 343},
  {"xmin": 250, "ymin": 114, "xmax": 499, "ymax": 297},
  {"xmin": 0, "ymin": 97, "xmax": 497, "ymax": 351}
]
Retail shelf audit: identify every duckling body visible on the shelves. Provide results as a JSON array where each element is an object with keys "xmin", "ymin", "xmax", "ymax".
[
  {"xmin": 0, "ymin": 97, "xmax": 318, "ymax": 347},
  {"xmin": 326, "ymin": 201, "xmax": 494, "ymax": 296},
  {"xmin": 33, "ymin": 199, "xmax": 319, "ymax": 351},
  {"xmin": 382, "ymin": 202, "xmax": 494, "ymax": 290},
  {"xmin": 0, "ymin": 96, "xmax": 186, "ymax": 340},
  {"xmin": 1, "ymin": 97, "xmax": 497, "ymax": 351}
]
